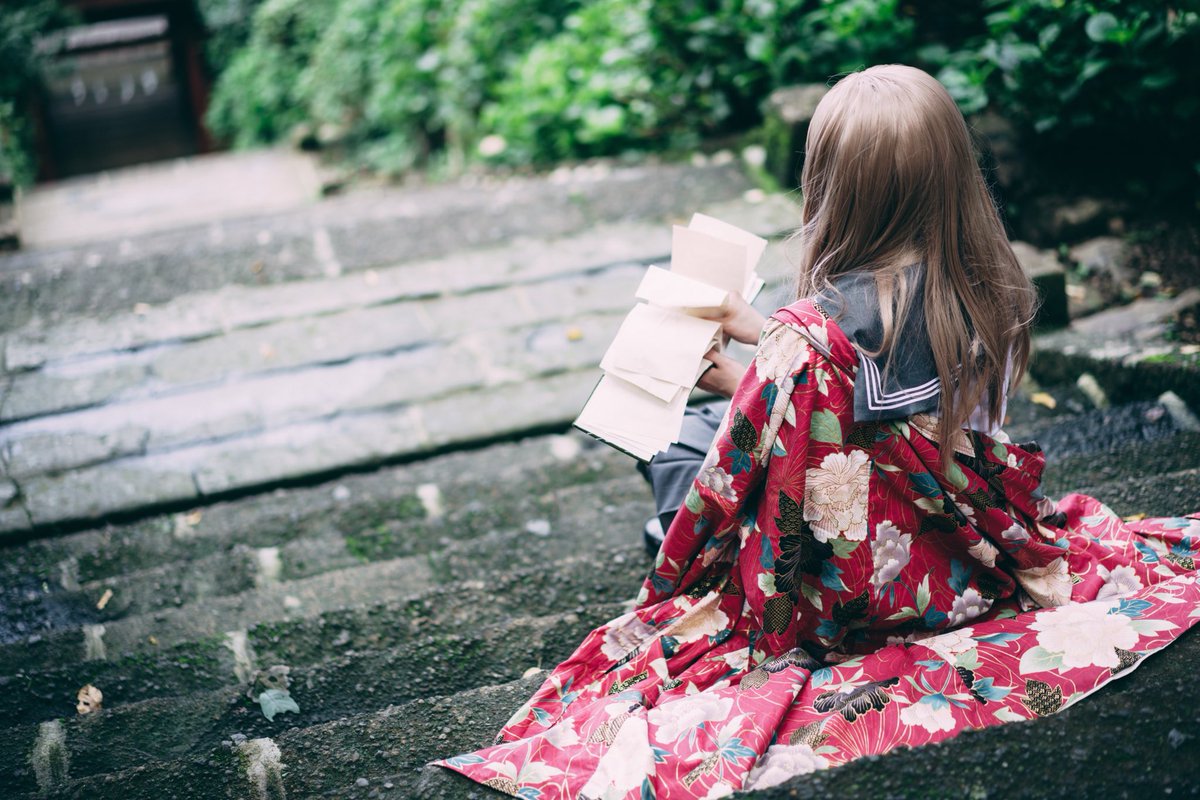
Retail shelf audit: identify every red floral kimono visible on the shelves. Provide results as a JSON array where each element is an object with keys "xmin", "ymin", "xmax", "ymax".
[{"xmin": 437, "ymin": 300, "xmax": 1200, "ymax": 798}]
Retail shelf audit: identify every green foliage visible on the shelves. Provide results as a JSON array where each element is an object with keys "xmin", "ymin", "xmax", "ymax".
[
  {"xmin": 0, "ymin": 0, "xmax": 73, "ymax": 184},
  {"xmin": 196, "ymin": 0, "xmax": 268, "ymax": 68},
  {"xmin": 205, "ymin": 0, "xmax": 339, "ymax": 147},
  {"xmin": 201, "ymin": 0, "xmax": 1200, "ymax": 201},
  {"xmin": 437, "ymin": 0, "xmax": 580, "ymax": 161},
  {"xmin": 940, "ymin": 2, "xmax": 1199, "ymax": 138},
  {"xmin": 482, "ymin": 0, "xmax": 665, "ymax": 164}
]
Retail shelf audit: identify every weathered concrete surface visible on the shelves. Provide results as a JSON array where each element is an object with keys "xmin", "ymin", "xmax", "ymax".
[
  {"xmin": 15, "ymin": 149, "xmax": 323, "ymax": 250},
  {"xmin": 0, "ymin": 161, "xmax": 761, "ymax": 332},
  {"xmin": 0, "ymin": 167, "xmax": 798, "ymax": 537}
]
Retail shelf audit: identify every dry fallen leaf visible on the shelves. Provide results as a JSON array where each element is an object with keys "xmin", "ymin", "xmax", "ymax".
[
  {"xmin": 565, "ymin": 327, "xmax": 584, "ymax": 342},
  {"xmin": 1123, "ymin": 513, "xmax": 1147, "ymax": 523},
  {"xmin": 77, "ymin": 684, "xmax": 103, "ymax": 715},
  {"xmin": 96, "ymin": 588, "xmax": 113, "ymax": 610},
  {"xmin": 148, "ymin": 635, "xmax": 159, "ymax": 646},
  {"xmin": 1030, "ymin": 392, "xmax": 1057, "ymax": 410},
  {"xmin": 184, "ymin": 509, "xmax": 203, "ymax": 526}
]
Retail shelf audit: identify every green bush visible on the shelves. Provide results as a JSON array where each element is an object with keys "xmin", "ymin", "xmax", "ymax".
[
  {"xmin": 482, "ymin": 0, "xmax": 666, "ymax": 164},
  {"xmin": 481, "ymin": 0, "xmax": 918, "ymax": 164},
  {"xmin": 0, "ymin": 0, "xmax": 73, "ymax": 185},
  {"xmin": 205, "ymin": 0, "xmax": 339, "ymax": 148},
  {"xmin": 437, "ymin": 0, "xmax": 579, "ymax": 162},
  {"xmin": 196, "ymin": 0, "xmax": 267, "ymax": 68},
  {"xmin": 928, "ymin": 1, "xmax": 1200, "ymax": 201}
]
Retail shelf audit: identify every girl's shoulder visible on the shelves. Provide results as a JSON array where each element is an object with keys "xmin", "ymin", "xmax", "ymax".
[{"xmin": 770, "ymin": 298, "xmax": 858, "ymax": 375}]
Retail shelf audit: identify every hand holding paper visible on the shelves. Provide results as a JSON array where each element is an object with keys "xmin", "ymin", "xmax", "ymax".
[{"xmin": 574, "ymin": 214, "xmax": 769, "ymax": 461}]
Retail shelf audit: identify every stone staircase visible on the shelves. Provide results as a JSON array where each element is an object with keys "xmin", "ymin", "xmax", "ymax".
[
  {"xmin": 2, "ymin": 158, "xmax": 1198, "ymax": 798},
  {"xmin": 2, "ymin": 387, "xmax": 1198, "ymax": 799}
]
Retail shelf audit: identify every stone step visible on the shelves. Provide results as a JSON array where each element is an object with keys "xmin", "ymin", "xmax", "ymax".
[
  {"xmin": 0, "ymin": 366, "xmax": 601, "ymax": 536},
  {"xmin": 2, "ymin": 430, "xmax": 631, "ymax": 624},
  {"xmin": 17, "ymin": 672, "xmax": 544, "ymax": 800},
  {"xmin": 0, "ymin": 469, "xmax": 652, "ymax": 675},
  {"xmin": 1043, "ymin": 430, "xmax": 1200, "ymax": 499},
  {"xmin": 3, "ymin": 599, "xmax": 616, "ymax": 795},
  {"xmin": 2, "ymin": 193, "xmax": 796, "ymax": 374},
  {"xmin": 0, "ymin": 542, "xmax": 645, "ymax": 730},
  {"xmin": 20, "ymin": 417, "xmax": 1200, "ymax": 636},
  {"xmin": 2, "ymin": 430, "xmax": 629, "ymax": 590},
  {"xmin": 0, "ymin": 160, "xmax": 760, "ymax": 333},
  {"xmin": 0, "ymin": 267, "xmax": 636, "ymax": 427}
]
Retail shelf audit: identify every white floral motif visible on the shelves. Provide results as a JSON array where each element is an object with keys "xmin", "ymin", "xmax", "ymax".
[
  {"xmin": 956, "ymin": 501, "xmax": 977, "ymax": 527},
  {"xmin": 697, "ymin": 466, "xmax": 737, "ymax": 502},
  {"xmin": 804, "ymin": 450, "xmax": 871, "ymax": 542},
  {"xmin": 744, "ymin": 744, "xmax": 829, "ymax": 789},
  {"xmin": 949, "ymin": 588, "xmax": 992, "ymax": 626},
  {"xmin": 1015, "ymin": 557, "xmax": 1072, "ymax": 607},
  {"xmin": 899, "ymin": 696, "xmax": 956, "ymax": 733},
  {"xmin": 921, "ymin": 627, "xmax": 976, "ymax": 660},
  {"xmin": 543, "ymin": 717, "xmax": 580, "ymax": 748},
  {"xmin": 666, "ymin": 595, "xmax": 730, "ymax": 644},
  {"xmin": 1030, "ymin": 600, "xmax": 1138, "ymax": 669},
  {"xmin": 870, "ymin": 521, "xmax": 912, "ymax": 588},
  {"xmin": 967, "ymin": 537, "xmax": 1000, "ymax": 568},
  {"xmin": 648, "ymin": 693, "xmax": 734, "ymax": 743},
  {"xmin": 1001, "ymin": 522, "xmax": 1031, "ymax": 543},
  {"xmin": 1096, "ymin": 564, "xmax": 1145, "ymax": 600},
  {"xmin": 599, "ymin": 612, "xmax": 658, "ymax": 662},
  {"xmin": 755, "ymin": 325, "xmax": 809, "ymax": 383},
  {"xmin": 580, "ymin": 716, "xmax": 655, "ymax": 795}
]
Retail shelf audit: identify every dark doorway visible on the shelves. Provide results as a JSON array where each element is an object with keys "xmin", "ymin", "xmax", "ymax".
[{"xmin": 36, "ymin": 1, "xmax": 211, "ymax": 179}]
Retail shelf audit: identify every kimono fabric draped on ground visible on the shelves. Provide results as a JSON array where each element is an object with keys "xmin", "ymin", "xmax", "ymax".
[{"xmin": 436, "ymin": 300, "xmax": 1200, "ymax": 799}]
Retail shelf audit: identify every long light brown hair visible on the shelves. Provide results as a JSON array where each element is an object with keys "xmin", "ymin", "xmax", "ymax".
[{"xmin": 795, "ymin": 64, "xmax": 1036, "ymax": 457}]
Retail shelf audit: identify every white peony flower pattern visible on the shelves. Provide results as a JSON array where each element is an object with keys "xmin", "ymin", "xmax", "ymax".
[
  {"xmin": 1096, "ymin": 564, "xmax": 1144, "ymax": 600},
  {"xmin": 804, "ymin": 450, "xmax": 871, "ymax": 542},
  {"xmin": 899, "ymin": 696, "xmax": 956, "ymax": 733},
  {"xmin": 1030, "ymin": 600, "xmax": 1139, "ymax": 669},
  {"xmin": 599, "ymin": 612, "xmax": 659, "ymax": 662},
  {"xmin": 697, "ymin": 466, "xmax": 737, "ymax": 502},
  {"xmin": 1015, "ymin": 557, "xmax": 1072, "ymax": 608},
  {"xmin": 967, "ymin": 536, "xmax": 1000, "ymax": 569},
  {"xmin": 870, "ymin": 520, "xmax": 912, "ymax": 587},
  {"xmin": 949, "ymin": 588, "xmax": 992, "ymax": 626},
  {"xmin": 745, "ymin": 744, "xmax": 829, "ymax": 789}
]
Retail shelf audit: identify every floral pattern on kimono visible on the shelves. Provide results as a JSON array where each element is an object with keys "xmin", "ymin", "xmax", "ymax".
[{"xmin": 436, "ymin": 300, "xmax": 1200, "ymax": 799}]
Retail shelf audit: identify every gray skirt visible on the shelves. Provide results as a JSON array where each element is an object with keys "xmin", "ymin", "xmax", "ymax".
[{"xmin": 636, "ymin": 400, "xmax": 728, "ymax": 530}]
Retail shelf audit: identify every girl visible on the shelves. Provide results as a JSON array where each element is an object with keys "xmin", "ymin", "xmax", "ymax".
[{"xmin": 438, "ymin": 65, "xmax": 1200, "ymax": 798}]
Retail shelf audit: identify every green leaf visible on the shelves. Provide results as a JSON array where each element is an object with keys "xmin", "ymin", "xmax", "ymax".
[
  {"xmin": 1018, "ymin": 646, "xmax": 1064, "ymax": 674},
  {"xmin": 944, "ymin": 461, "xmax": 969, "ymax": 492},
  {"xmin": 1085, "ymin": 12, "xmax": 1120, "ymax": 43},
  {"xmin": 810, "ymin": 409, "xmax": 842, "ymax": 445},
  {"xmin": 830, "ymin": 538, "xmax": 860, "ymax": 558},
  {"xmin": 954, "ymin": 649, "xmax": 981, "ymax": 670},
  {"xmin": 684, "ymin": 486, "xmax": 705, "ymax": 515},
  {"xmin": 800, "ymin": 580, "xmax": 824, "ymax": 612},
  {"xmin": 916, "ymin": 575, "xmax": 931, "ymax": 615},
  {"xmin": 257, "ymin": 688, "xmax": 300, "ymax": 721},
  {"xmin": 886, "ymin": 607, "xmax": 918, "ymax": 621}
]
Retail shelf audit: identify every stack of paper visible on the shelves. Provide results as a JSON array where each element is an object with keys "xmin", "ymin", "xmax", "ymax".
[{"xmin": 574, "ymin": 213, "xmax": 767, "ymax": 461}]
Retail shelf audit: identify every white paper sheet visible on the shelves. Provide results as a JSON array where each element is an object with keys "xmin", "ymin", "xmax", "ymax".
[
  {"xmin": 636, "ymin": 265, "xmax": 730, "ymax": 312},
  {"xmin": 600, "ymin": 303, "xmax": 721, "ymax": 388},
  {"xmin": 688, "ymin": 213, "xmax": 768, "ymax": 292},
  {"xmin": 669, "ymin": 226, "xmax": 750, "ymax": 295}
]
